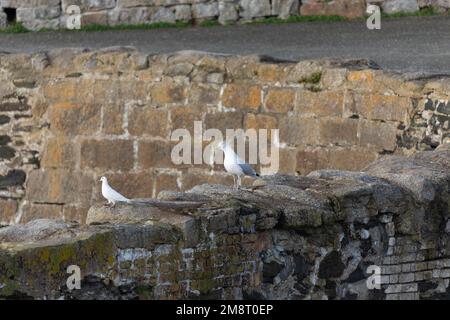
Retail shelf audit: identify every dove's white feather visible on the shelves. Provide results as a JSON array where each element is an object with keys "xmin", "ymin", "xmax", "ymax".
[{"xmin": 100, "ymin": 177, "xmax": 130, "ymax": 204}]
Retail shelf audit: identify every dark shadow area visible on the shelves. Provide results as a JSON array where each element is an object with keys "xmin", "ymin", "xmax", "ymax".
[{"xmin": 3, "ymin": 8, "xmax": 16, "ymax": 24}]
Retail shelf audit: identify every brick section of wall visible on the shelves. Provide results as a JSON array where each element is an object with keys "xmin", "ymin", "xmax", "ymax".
[{"xmin": 0, "ymin": 49, "xmax": 448, "ymax": 225}]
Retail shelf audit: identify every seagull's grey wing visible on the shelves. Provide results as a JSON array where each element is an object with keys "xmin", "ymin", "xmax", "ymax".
[
  {"xmin": 238, "ymin": 163, "xmax": 257, "ymax": 177},
  {"xmin": 234, "ymin": 153, "xmax": 257, "ymax": 176}
]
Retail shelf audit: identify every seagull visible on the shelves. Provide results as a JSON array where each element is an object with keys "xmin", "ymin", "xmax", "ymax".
[
  {"xmin": 99, "ymin": 176, "xmax": 131, "ymax": 207},
  {"xmin": 217, "ymin": 141, "xmax": 259, "ymax": 189}
]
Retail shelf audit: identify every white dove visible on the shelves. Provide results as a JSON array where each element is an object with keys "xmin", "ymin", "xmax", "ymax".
[
  {"xmin": 217, "ymin": 141, "xmax": 259, "ymax": 189},
  {"xmin": 99, "ymin": 176, "xmax": 131, "ymax": 207}
]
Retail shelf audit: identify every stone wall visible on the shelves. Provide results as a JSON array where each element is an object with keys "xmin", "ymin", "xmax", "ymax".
[
  {"xmin": 0, "ymin": 0, "xmax": 449, "ymax": 31},
  {"xmin": 0, "ymin": 146, "xmax": 449, "ymax": 300},
  {"xmin": 0, "ymin": 48, "xmax": 449, "ymax": 225}
]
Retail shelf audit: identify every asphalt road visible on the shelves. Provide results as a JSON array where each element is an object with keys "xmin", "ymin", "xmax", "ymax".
[{"xmin": 0, "ymin": 15, "xmax": 449, "ymax": 74}]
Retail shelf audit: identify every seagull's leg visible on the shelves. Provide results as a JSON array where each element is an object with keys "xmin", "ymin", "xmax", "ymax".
[
  {"xmin": 237, "ymin": 176, "xmax": 241, "ymax": 190},
  {"xmin": 111, "ymin": 200, "xmax": 116, "ymax": 208},
  {"xmin": 232, "ymin": 175, "xmax": 237, "ymax": 190}
]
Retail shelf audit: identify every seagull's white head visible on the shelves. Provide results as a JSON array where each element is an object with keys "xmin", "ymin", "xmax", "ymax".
[{"xmin": 99, "ymin": 176, "xmax": 107, "ymax": 183}]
